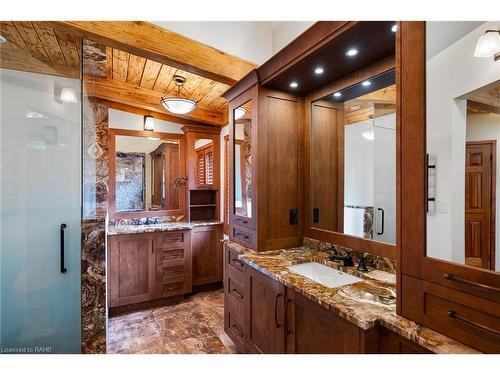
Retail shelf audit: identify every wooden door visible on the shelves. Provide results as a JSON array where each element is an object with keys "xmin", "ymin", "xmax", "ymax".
[
  {"xmin": 192, "ymin": 224, "xmax": 223, "ymax": 286},
  {"xmin": 108, "ymin": 233, "xmax": 155, "ymax": 307},
  {"xmin": 244, "ymin": 266, "xmax": 286, "ymax": 353},
  {"xmin": 465, "ymin": 141, "xmax": 495, "ymax": 270},
  {"xmin": 285, "ymin": 288, "xmax": 363, "ymax": 353}
]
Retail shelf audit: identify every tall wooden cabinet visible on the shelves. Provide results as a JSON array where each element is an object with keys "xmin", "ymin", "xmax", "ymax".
[{"xmin": 225, "ymin": 72, "xmax": 303, "ymax": 251}]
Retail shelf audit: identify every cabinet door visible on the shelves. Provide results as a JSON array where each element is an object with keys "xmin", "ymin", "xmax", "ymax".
[
  {"xmin": 244, "ymin": 266, "xmax": 285, "ymax": 353},
  {"xmin": 379, "ymin": 326, "xmax": 432, "ymax": 353},
  {"xmin": 108, "ymin": 234, "xmax": 155, "ymax": 307},
  {"xmin": 192, "ymin": 225, "xmax": 223, "ymax": 286},
  {"xmin": 285, "ymin": 289, "xmax": 362, "ymax": 353}
]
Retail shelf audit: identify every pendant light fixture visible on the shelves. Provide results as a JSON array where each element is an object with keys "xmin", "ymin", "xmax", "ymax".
[
  {"xmin": 160, "ymin": 75, "xmax": 197, "ymax": 115},
  {"xmin": 474, "ymin": 29, "xmax": 500, "ymax": 58}
]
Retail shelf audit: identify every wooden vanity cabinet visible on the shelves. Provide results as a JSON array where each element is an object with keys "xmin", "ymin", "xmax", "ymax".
[
  {"xmin": 108, "ymin": 233, "xmax": 156, "ymax": 307},
  {"xmin": 226, "ymin": 73, "xmax": 303, "ymax": 252},
  {"xmin": 378, "ymin": 326, "xmax": 431, "ymax": 354},
  {"xmin": 108, "ymin": 230, "xmax": 191, "ymax": 308},
  {"xmin": 285, "ymin": 288, "xmax": 378, "ymax": 353},
  {"xmin": 244, "ymin": 265, "xmax": 286, "ymax": 353},
  {"xmin": 191, "ymin": 224, "xmax": 223, "ymax": 286},
  {"xmin": 224, "ymin": 250, "xmax": 379, "ymax": 354}
]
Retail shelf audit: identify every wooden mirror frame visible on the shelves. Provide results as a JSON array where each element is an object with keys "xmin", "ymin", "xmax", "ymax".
[
  {"xmin": 303, "ymin": 53, "xmax": 399, "ymax": 260},
  {"xmin": 108, "ymin": 128, "xmax": 186, "ymax": 220}
]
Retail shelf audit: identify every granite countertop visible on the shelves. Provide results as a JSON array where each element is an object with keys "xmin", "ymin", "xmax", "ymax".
[
  {"xmin": 226, "ymin": 241, "xmax": 480, "ymax": 354},
  {"xmin": 107, "ymin": 221, "xmax": 223, "ymax": 235}
]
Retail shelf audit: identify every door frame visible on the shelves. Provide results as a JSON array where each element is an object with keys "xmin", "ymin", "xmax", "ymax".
[{"xmin": 465, "ymin": 140, "xmax": 496, "ymax": 270}]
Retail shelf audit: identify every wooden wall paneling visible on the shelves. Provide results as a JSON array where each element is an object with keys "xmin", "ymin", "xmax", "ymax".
[{"xmin": 258, "ymin": 88, "xmax": 302, "ymax": 249}]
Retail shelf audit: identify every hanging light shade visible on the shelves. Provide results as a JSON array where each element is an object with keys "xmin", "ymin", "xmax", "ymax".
[
  {"xmin": 234, "ymin": 107, "xmax": 246, "ymax": 120},
  {"xmin": 474, "ymin": 30, "xmax": 500, "ymax": 58},
  {"xmin": 160, "ymin": 76, "xmax": 197, "ymax": 115}
]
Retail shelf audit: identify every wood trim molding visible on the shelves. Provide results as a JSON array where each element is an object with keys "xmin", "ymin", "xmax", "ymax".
[
  {"xmin": 108, "ymin": 128, "xmax": 186, "ymax": 220},
  {"xmin": 258, "ymin": 21, "xmax": 354, "ymax": 84},
  {"xmin": 182, "ymin": 125, "xmax": 222, "ymax": 135},
  {"xmin": 54, "ymin": 21, "xmax": 257, "ymax": 86}
]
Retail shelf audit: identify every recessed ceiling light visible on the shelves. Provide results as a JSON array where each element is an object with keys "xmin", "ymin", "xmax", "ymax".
[
  {"xmin": 345, "ymin": 48, "xmax": 358, "ymax": 57},
  {"xmin": 290, "ymin": 81, "xmax": 298, "ymax": 88},
  {"xmin": 314, "ymin": 67, "xmax": 324, "ymax": 75},
  {"xmin": 361, "ymin": 80, "xmax": 371, "ymax": 87},
  {"xmin": 0, "ymin": 32, "xmax": 7, "ymax": 44},
  {"xmin": 333, "ymin": 92, "xmax": 341, "ymax": 98},
  {"xmin": 391, "ymin": 24, "xmax": 397, "ymax": 33}
]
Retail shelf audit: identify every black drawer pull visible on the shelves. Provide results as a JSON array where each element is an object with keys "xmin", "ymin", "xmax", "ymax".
[
  {"xmin": 284, "ymin": 298, "xmax": 291, "ymax": 336},
  {"xmin": 448, "ymin": 311, "xmax": 500, "ymax": 337},
  {"xmin": 232, "ymin": 259, "xmax": 244, "ymax": 267},
  {"xmin": 236, "ymin": 218, "xmax": 248, "ymax": 224},
  {"xmin": 232, "ymin": 288, "xmax": 244, "ymax": 299},
  {"xmin": 443, "ymin": 273, "xmax": 500, "ymax": 293},
  {"xmin": 377, "ymin": 207, "xmax": 385, "ymax": 235},
  {"xmin": 231, "ymin": 323, "xmax": 243, "ymax": 338},
  {"xmin": 274, "ymin": 293, "xmax": 282, "ymax": 328},
  {"xmin": 162, "ymin": 236, "xmax": 183, "ymax": 242},
  {"xmin": 236, "ymin": 232, "xmax": 249, "ymax": 240}
]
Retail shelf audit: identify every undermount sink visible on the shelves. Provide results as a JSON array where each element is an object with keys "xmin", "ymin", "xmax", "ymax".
[{"xmin": 287, "ymin": 262, "xmax": 362, "ymax": 288}]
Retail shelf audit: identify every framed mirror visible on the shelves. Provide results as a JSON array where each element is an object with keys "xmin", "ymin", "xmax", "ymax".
[
  {"xmin": 304, "ymin": 68, "xmax": 398, "ymax": 258},
  {"xmin": 425, "ymin": 21, "xmax": 500, "ymax": 273},
  {"xmin": 109, "ymin": 129, "xmax": 186, "ymax": 219}
]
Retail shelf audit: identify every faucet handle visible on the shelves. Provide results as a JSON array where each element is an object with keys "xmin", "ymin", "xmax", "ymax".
[{"xmin": 356, "ymin": 253, "xmax": 368, "ymax": 272}]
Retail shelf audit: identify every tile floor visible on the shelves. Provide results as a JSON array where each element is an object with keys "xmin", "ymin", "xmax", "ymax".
[{"xmin": 107, "ymin": 289, "xmax": 238, "ymax": 354}]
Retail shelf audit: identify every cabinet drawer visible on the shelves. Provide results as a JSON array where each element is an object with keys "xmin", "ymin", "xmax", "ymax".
[
  {"xmin": 155, "ymin": 231, "xmax": 187, "ymax": 248},
  {"xmin": 232, "ymin": 216, "xmax": 255, "ymax": 229},
  {"xmin": 157, "ymin": 280, "xmax": 189, "ymax": 298},
  {"xmin": 231, "ymin": 224, "xmax": 256, "ymax": 249},
  {"xmin": 402, "ymin": 275, "xmax": 500, "ymax": 353},
  {"xmin": 156, "ymin": 247, "xmax": 186, "ymax": 265},
  {"xmin": 227, "ymin": 266, "xmax": 245, "ymax": 303},
  {"xmin": 225, "ymin": 293, "xmax": 245, "ymax": 350},
  {"xmin": 226, "ymin": 248, "xmax": 245, "ymax": 273},
  {"xmin": 157, "ymin": 264, "xmax": 185, "ymax": 280}
]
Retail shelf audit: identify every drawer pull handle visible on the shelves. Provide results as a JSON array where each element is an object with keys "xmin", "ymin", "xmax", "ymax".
[
  {"xmin": 231, "ymin": 323, "xmax": 243, "ymax": 338},
  {"xmin": 236, "ymin": 232, "xmax": 249, "ymax": 240},
  {"xmin": 447, "ymin": 311, "xmax": 500, "ymax": 337},
  {"xmin": 443, "ymin": 273, "xmax": 500, "ymax": 293},
  {"xmin": 232, "ymin": 288, "xmax": 244, "ymax": 299},
  {"xmin": 274, "ymin": 293, "xmax": 282, "ymax": 328},
  {"xmin": 236, "ymin": 219, "xmax": 248, "ymax": 224},
  {"xmin": 232, "ymin": 259, "xmax": 244, "ymax": 267},
  {"xmin": 163, "ymin": 236, "xmax": 183, "ymax": 242}
]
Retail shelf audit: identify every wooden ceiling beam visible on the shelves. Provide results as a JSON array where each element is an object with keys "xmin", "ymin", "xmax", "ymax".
[
  {"xmin": 54, "ymin": 21, "xmax": 257, "ymax": 86},
  {"xmin": 85, "ymin": 76, "xmax": 226, "ymax": 126},
  {"xmin": 467, "ymin": 100, "xmax": 500, "ymax": 115}
]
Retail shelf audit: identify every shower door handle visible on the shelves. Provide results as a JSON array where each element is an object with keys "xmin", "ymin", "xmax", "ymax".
[
  {"xmin": 377, "ymin": 208, "xmax": 385, "ymax": 236},
  {"xmin": 60, "ymin": 223, "xmax": 67, "ymax": 273}
]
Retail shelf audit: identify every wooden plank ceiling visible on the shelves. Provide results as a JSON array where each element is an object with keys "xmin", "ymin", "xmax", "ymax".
[
  {"xmin": 0, "ymin": 21, "xmax": 257, "ymax": 126},
  {"xmin": 0, "ymin": 21, "xmax": 81, "ymax": 78},
  {"xmin": 467, "ymin": 85, "xmax": 500, "ymax": 115},
  {"xmin": 344, "ymin": 84, "xmax": 396, "ymax": 125},
  {"xmin": 85, "ymin": 46, "xmax": 231, "ymax": 125}
]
